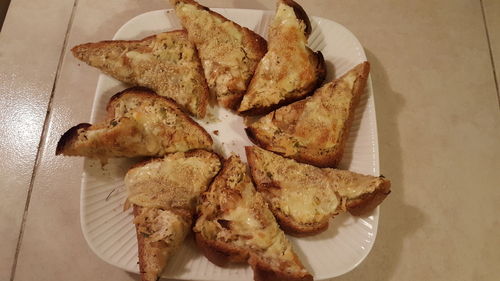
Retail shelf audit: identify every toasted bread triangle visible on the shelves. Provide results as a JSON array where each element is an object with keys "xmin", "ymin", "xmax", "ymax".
[
  {"xmin": 194, "ymin": 155, "xmax": 312, "ymax": 281},
  {"xmin": 246, "ymin": 146, "xmax": 391, "ymax": 236},
  {"xmin": 126, "ymin": 150, "xmax": 222, "ymax": 281},
  {"xmin": 72, "ymin": 30, "xmax": 209, "ymax": 118},
  {"xmin": 170, "ymin": 0, "xmax": 267, "ymax": 110},
  {"xmin": 56, "ymin": 87, "xmax": 212, "ymax": 161},
  {"xmin": 238, "ymin": 0, "xmax": 326, "ymax": 115},
  {"xmin": 246, "ymin": 62, "xmax": 370, "ymax": 168}
]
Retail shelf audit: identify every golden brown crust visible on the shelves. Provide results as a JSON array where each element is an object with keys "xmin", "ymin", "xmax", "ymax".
[
  {"xmin": 251, "ymin": 256, "xmax": 313, "ymax": 281},
  {"xmin": 72, "ymin": 30, "xmax": 209, "ymax": 118},
  {"xmin": 133, "ymin": 205, "xmax": 150, "ymax": 281},
  {"xmin": 324, "ymin": 62, "xmax": 370, "ymax": 167},
  {"xmin": 194, "ymin": 232, "xmax": 248, "ymax": 266},
  {"xmin": 246, "ymin": 62, "xmax": 370, "ymax": 168},
  {"xmin": 347, "ymin": 178, "xmax": 391, "ymax": 216}
]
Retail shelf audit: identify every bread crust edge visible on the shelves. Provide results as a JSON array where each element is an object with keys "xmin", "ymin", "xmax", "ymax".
[{"xmin": 55, "ymin": 123, "xmax": 91, "ymax": 155}]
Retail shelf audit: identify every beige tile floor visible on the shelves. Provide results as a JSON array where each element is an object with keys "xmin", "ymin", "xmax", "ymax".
[{"xmin": 1, "ymin": 0, "xmax": 499, "ymax": 281}]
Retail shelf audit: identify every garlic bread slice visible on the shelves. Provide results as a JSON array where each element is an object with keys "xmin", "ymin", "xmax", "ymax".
[
  {"xmin": 170, "ymin": 0, "xmax": 267, "ymax": 110},
  {"xmin": 246, "ymin": 146, "xmax": 390, "ymax": 236},
  {"xmin": 56, "ymin": 87, "xmax": 212, "ymax": 161},
  {"xmin": 194, "ymin": 155, "xmax": 312, "ymax": 281},
  {"xmin": 126, "ymin": 150, "xmax": 221, "ymax": 281},
  {"xmin": 72, "ymin": 30, "xmax": 209, "ymax": 118},
  {"xmin": 238, "ymin": 0, "xmax": 326, "ymax": 115},
  {"xmin": 246, "ymin": 62, "xmax": 370, "ymax": 167}
]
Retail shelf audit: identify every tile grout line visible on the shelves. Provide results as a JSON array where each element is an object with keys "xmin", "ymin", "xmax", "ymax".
[
  {"xmin": 9, "ymin": 1, "xmax": 80, "ymax": 280},
  {"xmin": 479, "ymin": 0, "xmax": 500, "ymax": 109}
]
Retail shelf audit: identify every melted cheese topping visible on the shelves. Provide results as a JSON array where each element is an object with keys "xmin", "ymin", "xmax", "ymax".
[
  {"xmin": 239, "ymin": 3, "xmax": 314, "ymax": 111},
  {"xmin": 194, "ymin": 156, "xmax": 306, "ymax": 274},
  {"xmin": 327, "ymin": 170, "xmax": 381, "ymax": 199},
  {"xmin": 250, "ymin": 147, "xmax": 385, "ymax": 221},
  {"xmin": 252, "ymin": 147, "xmax": 339, "ymax": 224},
  {"xmin": 125, "ymin": 152, "xmax": 221, "ymax": 209},
  {"xmin": 82, "ymin": 32, "xmax": 206, "ymax": 117},
  {"xmin": 249, "ymin": 65, "xmax": 362, "ymax": 158},
  {"xmin": 174, "ymin": 2, "xmax": 259, "ymax": 104},
  {"xmin": 71, "ymin": 93, "xmax": 212, "ymax": 160}
]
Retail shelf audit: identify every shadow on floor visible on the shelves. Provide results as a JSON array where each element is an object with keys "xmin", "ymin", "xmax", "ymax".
[
  {"xmin": 332, "ymin": 49, "xmax": 426, "ymax": 281},
  {"xmin": 0, "ymin": 0, "xmax": 11, "ymax": 32}
]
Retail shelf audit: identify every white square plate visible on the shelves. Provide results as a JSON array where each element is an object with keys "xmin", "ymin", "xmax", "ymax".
[{"xmin": 80, "ymin": 8, "xmax": 380, "ymax": 281}]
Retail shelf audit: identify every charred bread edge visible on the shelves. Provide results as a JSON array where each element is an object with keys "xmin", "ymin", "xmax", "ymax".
[
  {"xmin": 245, "ymin": 146, "xmax": 330, "ymax": 236},
  {"xmin": 281, "ymin": 0, "xmax": 312, "ymax": 37},
  {"xmin": 56, "ymin": 123, "xmax": 92, "ymax": 155},
  {"xmin": 106, "ymin": 86, "xmax": 213, "ymax": 146},
  {"xmin": 238, "ymin": 50, "xmax": 326, "ymax": 116}
]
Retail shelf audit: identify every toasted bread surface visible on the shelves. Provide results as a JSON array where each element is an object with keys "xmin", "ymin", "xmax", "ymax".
[
  {"xmin": 194, "ymin": 155, "xmax": 312, "ymax": 281},
  {"xmin": 246, "ymin": 146, "xmax": 391, "ymax": 236},
  {"xmin": 72, "ymin": 30, "xmax": 209, "ymax": 118},
  {"xmin": 238, "ymin": 0, "xmax": 326, "ymax": 115},
  {"xmin": 56, "ymin": 87, "xmax": 212, "ymax": 161},
  {"xmin": 125, "ymin": 150, "xmax": 221, "ymax": 209},
  {"xmin": 127, "ymin": 150, "xmax": 222, "ymax": 281},
  {"xmin": 246, "ymin": 62, "xmax": 370, "ymax": 167},
  {"xmin": 171, "ymin": 0, "xmax": 267, "ymax": 110}
]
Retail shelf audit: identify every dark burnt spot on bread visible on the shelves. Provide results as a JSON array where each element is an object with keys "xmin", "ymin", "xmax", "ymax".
[{"xmin": 56, "ymin": 123, "xmax": 91, "ymax": 155}]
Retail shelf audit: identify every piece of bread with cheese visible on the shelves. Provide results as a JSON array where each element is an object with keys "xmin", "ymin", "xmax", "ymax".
[
  {"xmin": 194, "ymin": 155, "xmax": 312, "ymax": 281},
  {"xmin": 56, "ymin": 87, "xmax": 212, "ymax": 162},
  {"xmin": 72, "ymin": 30, "xmax": 209, "ymax": 118},
  {"xmin": 246, "ymin": 146, "xmax": 390, "ymax": 236},
  {"xmin": 246, "ymin": 62, "xmax": 370, "ymax": 168},
  {"xmin": 125, "ymin": 150, "xmax": 222, "ymax": 281},
  {"xmin": 238, "ymin": 0, "xmax": 326, "ymax": 115},
  {"xmin": 170, "ymin": 0, "xmax": 267, "ymax": 110}
]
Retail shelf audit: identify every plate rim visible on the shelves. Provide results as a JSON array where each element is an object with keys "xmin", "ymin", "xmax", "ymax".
[{"xmin": 79, "ymin": 8, "xmax": 381, "ymax": 281}]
